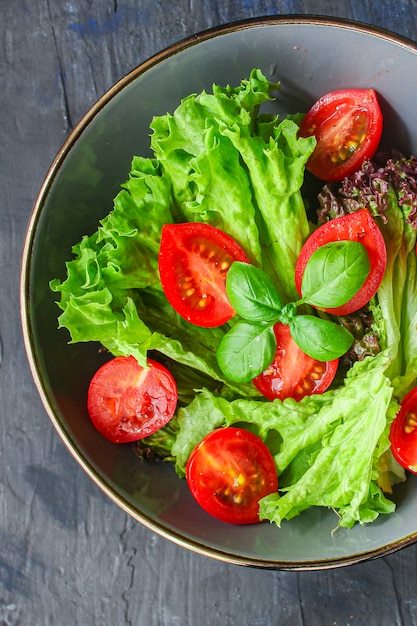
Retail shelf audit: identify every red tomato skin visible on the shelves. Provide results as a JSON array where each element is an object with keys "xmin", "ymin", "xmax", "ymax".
[
  {"xmin": 298, "ymin": 88, "xmax": 383, "ymax": 181},
  {"xmin": 390, "ymin": 388, "xmax": 417, "ymax": 474},
  {"xmin": 186, "ymin": 427, "xmax": 278, "ymax": 524},
  {"xmin": 87, "ymin": 356, "xmax": 177, "ymax": 444},
  {"xmin": 253, "ymin": 323, "xmax": 338, "ymax": 401},
  {"xmin": 295, "ymin": 209, "xmax": 386, "ymax": 316},
  {"xmin": 158, "ymin": 222, "xmax": 250, "ymax": 328}
]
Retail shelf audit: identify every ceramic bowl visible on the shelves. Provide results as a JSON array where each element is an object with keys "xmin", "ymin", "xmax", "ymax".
[{"xmin": 21, "ymin": 15, "xmax": 417, "ymax": 569}]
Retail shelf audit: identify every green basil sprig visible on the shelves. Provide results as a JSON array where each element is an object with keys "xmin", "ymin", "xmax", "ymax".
[{"xmin": 216, "ymin": 240, "xmax": 370, "ymax": 384}]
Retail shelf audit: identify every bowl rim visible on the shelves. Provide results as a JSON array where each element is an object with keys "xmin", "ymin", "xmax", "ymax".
[{"xmin": 20, "ymin": 14, "xmax": 417, "ymax": 570}]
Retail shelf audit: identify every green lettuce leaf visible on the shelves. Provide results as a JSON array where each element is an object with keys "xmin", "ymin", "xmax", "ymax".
[
  {"xmin": 50, "ymin": 157, "xmax": 173, "ymax": 366},
  {"xmin": 150, "ymin": 68, "xmax": 315, "ymax": 288},
  {"xmin": 259, "ymin": 353, "xmax": 397, "ymax": 528},
  {"xmin": 220, "ymin": 118, "xmax": 316, "ymax": 302},
  {"xmin": 171, "ymin": 352, "xmax": 397, "ymax": 528},
  {"xmin": 352, "ymin": 180, "xmax": 417, "ymax": 396}
]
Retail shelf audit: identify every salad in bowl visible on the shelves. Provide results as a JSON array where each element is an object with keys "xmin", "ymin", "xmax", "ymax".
[{"xmin": 50, "ymin": 69, "xmax": 417, "ymax": 530}]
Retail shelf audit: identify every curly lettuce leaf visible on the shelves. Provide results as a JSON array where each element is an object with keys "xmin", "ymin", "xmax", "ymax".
[
  {"xmin": 52, "ymin": 70, "xmax": 306, "ymax": 396},
  {"xmin": 50, "ymin": 158, "xmax": 172, "ymax": 364},
  {"xmin": 171, "ymin": 352, "xmax": 397, "ymax": 528},
  {"xmin": 149, "ymin": 69, "xmax": 278, "ymax": 265},
  {"xmin": 259, "ymin": 353, "xmax": 397, "ymax": 528},
  {"xmin": 220, "ymin": 117, "xmax": 316, "ymax": 303},
  {"xmin": 150, "ymin": 68, "xmax": 277, "ymax": 209},
  {"xmin": 150, "ymin": 68, "xmax": 315, "ymax": 290}
]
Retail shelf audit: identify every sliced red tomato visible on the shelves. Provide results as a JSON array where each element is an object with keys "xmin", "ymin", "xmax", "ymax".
[
  {"xmin": 87, "ymin": 356, "xmax": 177, "ymax": 444},
  {"xmin": 295, "ymin": 209, "xmax": 386, "ymax": 316},
  {"xmin": 186, "ymin": 427, "xmax": 278, "ymax": 524},
  {"xmin": 158, "ymin": 222, "xmax": 250, "ymax": 328},
  {"xmin": 298, "ymin": 88, "xmax": 383, "ymax": 181},
  {"xmin": 253, "ymin": 323, "xmax": 338, "ymax": 401},
  {"xmin": 390, "ymin": 387, "xmax": 417, "ymax": 474}
]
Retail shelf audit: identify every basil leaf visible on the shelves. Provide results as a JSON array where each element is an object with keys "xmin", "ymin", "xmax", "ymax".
[
  {"xmin": 301, "ymin": 241, "xmax": 370, "ymax": 308},
  {"xmin": 289, "ymin": 315, "xmax": 354, "ymax": 361},
  {"xmin": 216, "ymin": 320, "xmax": 276, "ymax": 382},
  {"xmin": 226, "ymin": 262, "xmax": 283, "ymax": 322}
]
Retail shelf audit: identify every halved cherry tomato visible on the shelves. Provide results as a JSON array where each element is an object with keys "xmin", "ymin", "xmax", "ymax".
[
  {"xmin": 87, "ymin": 356, "xmax": 177, "ymax": 444},
  {"xmin": 253, "ymin": 323, "xmax": 338, "ymax": 401},
  {"xmin": 186, "ymin": 427, "xmax": 278, "ymax": 524},
  {"xmin": 298, "ymin": 88, "xmax": 383, "ymax": 181},
  {"xmin": 295, "ymin": 209, "xmax": 386, "ymax": 316},
  {"xmin": 158, "ymin": 222, "xmax": 250, "ymax": 327},
  {"xmin": 390, "ymin": 387, "xmax": 417, "ymax": 474}
]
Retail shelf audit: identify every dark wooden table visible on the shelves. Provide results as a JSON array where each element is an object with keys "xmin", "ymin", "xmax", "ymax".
[{"xmin": 2, "ymin": 1, "xmax": 417, "ymax": 624}]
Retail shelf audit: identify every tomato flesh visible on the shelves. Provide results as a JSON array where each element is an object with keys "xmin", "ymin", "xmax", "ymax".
[
  {"xmin": 390, "ymin": 387, "xmax": 417, "ymax": 474},
  {"xmin": 186, "ymin": 427, "xmax": 278, "ymax": 524},
  {"xmin": 87, "ymin": 356, "xmax": 177, "ymax": 444},
  {"xmin": 158, "ymin": 222, "xmax": 250, "ymax": 327},
  {"xmin": 295, "ymin": 209, "xmax": 386, "ymax": 316},
  {"xmin": 253, "ymin": 323, "xmax": 338, "ymax": 401},
  {"xmin": 298, "ymin": 88, "xmax": 383, "ymax": 181}
]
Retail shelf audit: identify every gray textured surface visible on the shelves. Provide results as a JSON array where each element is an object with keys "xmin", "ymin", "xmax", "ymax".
[{"xmin": 2, "ymin": 1, "xmax": 417, "ymax": 625}]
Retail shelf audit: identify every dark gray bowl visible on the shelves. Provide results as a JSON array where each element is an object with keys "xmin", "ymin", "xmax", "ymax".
[{"xmin": 21, "ymin": 15, "xmax": 417, "ymax": 570}]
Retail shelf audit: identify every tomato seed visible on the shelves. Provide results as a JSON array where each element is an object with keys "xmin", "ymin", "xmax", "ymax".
[
  {"xmin": 237, "ymin": 472, "xmax": 246, "ymax": 486},
  {"xmin": 346, "ymin": 140, "xmax": 359, "ymax": 153},
  {"xmin": 405, "ymin": 412, "xmax": 417, "ymax": 433}
]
